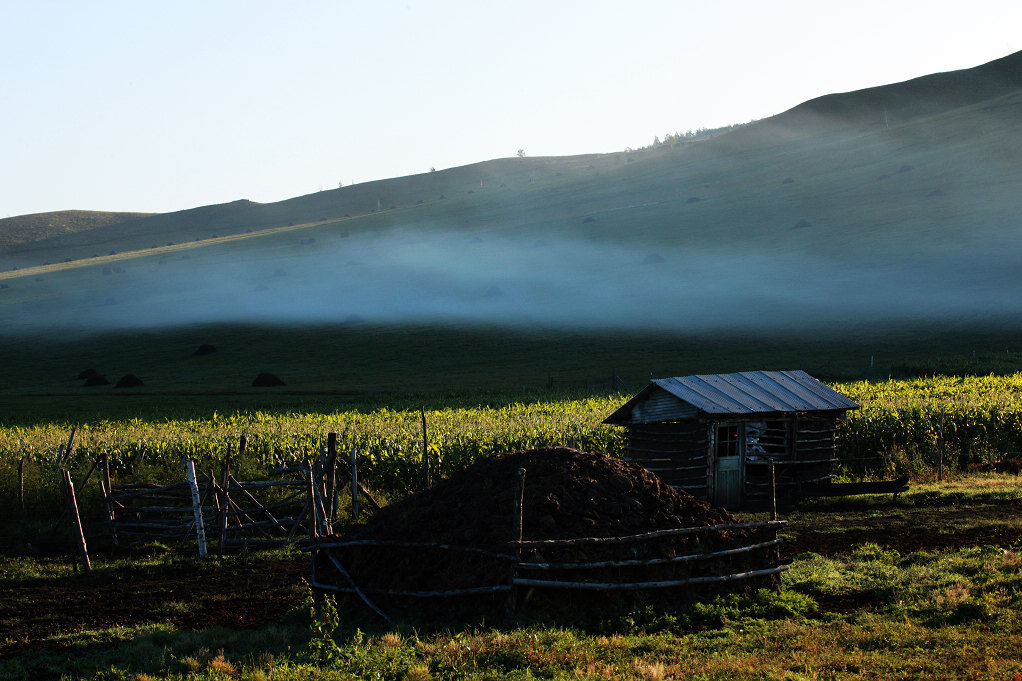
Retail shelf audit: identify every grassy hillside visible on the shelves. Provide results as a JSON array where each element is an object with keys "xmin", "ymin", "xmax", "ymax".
[
  {"xmin": 0, "ymin": 210, "xmax": 155, "ymax": 248},
  {"xmin": 0, "ymin": 52, "xmax": 1020, "ymax": 401}
]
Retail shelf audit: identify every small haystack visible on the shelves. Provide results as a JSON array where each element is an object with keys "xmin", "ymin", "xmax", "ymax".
[
  {"xmin": 193, "ymin": 344, "xmax": 218, "ymax": 356},
  {"xmin": 115, "ymin": 374, "xmax": 145, "ymax": 388},
  {"xmin": 77, "ymin": 368, "xmax": 99, "ymax": 380},
  {"xmin": 83, "ymin": 374, "xmax": 111, "ymax": 387}
]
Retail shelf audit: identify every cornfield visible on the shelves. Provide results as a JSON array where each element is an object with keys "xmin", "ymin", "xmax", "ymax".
[{"xmin": 4, "ymin": 375, "xmax": 1022, "ymax": 517}]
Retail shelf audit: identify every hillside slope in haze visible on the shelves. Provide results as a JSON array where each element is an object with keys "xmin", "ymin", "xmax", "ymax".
[
  {"xmin": 0, "ymin": 210, "xmax": 156, "ymax": 248},
  {"xmin": 1, "ymin": 51, "xmax": 1021, "ymax": 336}
]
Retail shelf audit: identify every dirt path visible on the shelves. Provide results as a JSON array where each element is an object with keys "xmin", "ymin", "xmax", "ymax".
[{"xmin": 0, "ymin": 555, "xmax": 306, "ymax": 657}]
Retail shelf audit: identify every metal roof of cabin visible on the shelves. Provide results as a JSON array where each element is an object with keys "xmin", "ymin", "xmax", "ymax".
[{"xmin": 604, "ymin": 370, "xmax": 860, "ymax": 424}]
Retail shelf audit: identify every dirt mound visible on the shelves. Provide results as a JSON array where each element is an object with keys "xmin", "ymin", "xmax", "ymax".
[
  {"xmin": 331, "ymin": 448, "xmax": 767, "ymax": 622},
  {"xmin": 348, "ymin": 448, "xmax": 732, "ymax": 547}
]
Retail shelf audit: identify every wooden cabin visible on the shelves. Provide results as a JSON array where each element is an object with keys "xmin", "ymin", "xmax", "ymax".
[{"xmin": 604, "ymin": 370, "xmax": 859, "ymax": 508}]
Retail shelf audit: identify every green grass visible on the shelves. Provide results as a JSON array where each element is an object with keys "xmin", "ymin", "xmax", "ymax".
[{"xmin": 2, "ymin": 542, "xmax": 1021, "ymax": 680}]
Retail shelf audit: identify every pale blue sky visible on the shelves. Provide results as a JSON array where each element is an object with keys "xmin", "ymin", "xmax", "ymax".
[{"xmin": 2, "ymin": 0, "xmax": 1018, "ymax": 217}]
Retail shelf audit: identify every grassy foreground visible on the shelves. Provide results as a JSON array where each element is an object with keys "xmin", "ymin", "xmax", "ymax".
[{"xmin": 3, "ymin": 479, "xmax": 1022, "ymax": 680}]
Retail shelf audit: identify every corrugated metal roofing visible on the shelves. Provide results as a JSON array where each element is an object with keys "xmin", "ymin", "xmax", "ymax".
[{"xmin": 604, "ymin": 370, "xmax": 859, "ymax": 424}]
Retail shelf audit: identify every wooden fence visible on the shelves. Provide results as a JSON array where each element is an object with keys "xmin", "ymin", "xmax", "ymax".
[
  {"xmin": 307, "ymin": 467, "xmax": 788, "ymax": 624},
  {"xmin": 100, "ymin": 434, "xmax": 380, "ymax": 553}
]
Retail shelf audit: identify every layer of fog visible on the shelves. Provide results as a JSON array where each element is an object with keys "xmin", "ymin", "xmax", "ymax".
[{"xmin": 2, "ymin": 226, "xmax": 1020, "ymax": 335}]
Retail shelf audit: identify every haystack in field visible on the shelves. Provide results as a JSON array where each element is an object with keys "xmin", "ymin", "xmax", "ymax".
[
  {"xmin": 83, "ymin": 374, "xmax": 111, "ymax": 387},
  {"xmin": 115, "ymin": 374, "xmax": 145, "ymax": 388}
]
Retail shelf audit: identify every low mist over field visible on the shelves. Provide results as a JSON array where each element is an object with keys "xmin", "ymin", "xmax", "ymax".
[{"xmin": 3, "ymin": 223, "xmax": 1021, "ymax": 335}]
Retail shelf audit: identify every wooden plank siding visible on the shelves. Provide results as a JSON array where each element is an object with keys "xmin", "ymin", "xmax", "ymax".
[{"xmin": 622, "ymin": 422, "xmax": 709, "ymax": 493}]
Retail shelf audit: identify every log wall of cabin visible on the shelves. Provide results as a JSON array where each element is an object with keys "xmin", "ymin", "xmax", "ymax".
[
  {"xmin": 743, "ymin": 415, "xmax": 838, "ymax": 503},
  {"xmin": 622, "ymin": 421, "xmax": 709, "ymax": 497}
]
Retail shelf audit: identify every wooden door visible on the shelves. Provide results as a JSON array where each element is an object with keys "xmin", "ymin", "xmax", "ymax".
[{"xmin": 713, "ymin": 424, "xmax": 742, "ymax": 508}]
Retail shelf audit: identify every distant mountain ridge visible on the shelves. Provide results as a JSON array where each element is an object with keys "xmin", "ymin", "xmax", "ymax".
[
  {"xmin": 751, "ymin": 50, "xmax": 1022, "ymax": 137},
  {"xmin": 4, "ymin": 50, "xmax": 1020, "ymax": 258}
]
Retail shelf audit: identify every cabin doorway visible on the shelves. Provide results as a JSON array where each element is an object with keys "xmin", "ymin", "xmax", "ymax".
[{"xmin": 713, "ymin": 423, "xmax": 743, "ymax": 507}]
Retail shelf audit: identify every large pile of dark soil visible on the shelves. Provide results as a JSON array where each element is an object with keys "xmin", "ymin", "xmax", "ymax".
[
  {"xmin": 328, "ymin": 448, "xmax": 775, "ymax": 623},
  {"xmin": 346, "ymin": 447, "xmax": 733, "ymax": 547}
]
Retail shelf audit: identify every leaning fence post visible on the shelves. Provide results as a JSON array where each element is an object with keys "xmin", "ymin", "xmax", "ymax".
[
  {"xmin": 62, "ymin": 469, "xmax": 91, "ymax": 574},
  {"xmin": 504, "ymin": 467, "xmax": 527, "ymax": 620},
  {"xmin": 306, "ymin": 463, "xmax": 320, "ymax": 541},
  {"xmin": 351, "ymin": 447, "xmax": 360, "ymax": 521},
  {"xmin": 183, "ymin": 458, "xmax": 208, "ymax": 557}
]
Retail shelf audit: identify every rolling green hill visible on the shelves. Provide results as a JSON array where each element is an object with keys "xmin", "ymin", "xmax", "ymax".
[
  {"xmin": 1, "ymin": 51, "xmax": 1020, "ymax": 400},
  {"xmin": 0, "ymin": 210, "xmax": 155, "ymax": 248}
]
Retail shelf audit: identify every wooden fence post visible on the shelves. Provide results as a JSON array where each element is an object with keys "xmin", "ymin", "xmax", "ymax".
[
  {"xmin": 351, "ymin": 447, "xmax": 360, "ymax": 521},
  {"xmin": 306, "ymin": 463, "xmax": 319, "ymax": 541},
  {"xmin": 62, "ymin": 470, "xmax": 91, "ymax": 574},
  {"xmin": 326, "ymin": 432, "xmax": 338, "ymax": 525},
  {"xmin": 18, "ymin": 457, "xmax": 28, "ymax": 540},
  {"xmin": 183, "ymin": 458, "xmax": 208, "ymax": 557},
  {"xmin": 421, "ymin": 406, "xmax": 431, "ymax": 487},
  {"xmin": 938, "ymin": 407, "xmax": 945, "ymax": 482},
  {"xmin": 55, "ymin": 427, "xmax": 77, "ymax": 471},
  {"xmin": 218, "ymin": 448, "xmax": 231, "ymax": 555},
  {"xmin": 769, "ymin": 461, "xmax": 777, "ymax": 521},
  {"xmin": 99, "ymin": 451, "xmax": 118, "ymax": 545},
  {"xmin": 237, "ymin": 435, "xmax": 247, "ymax": 478},
  {"xmin": 505, "ymin": 467, "xmax": 527, "ymax": 620}
]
